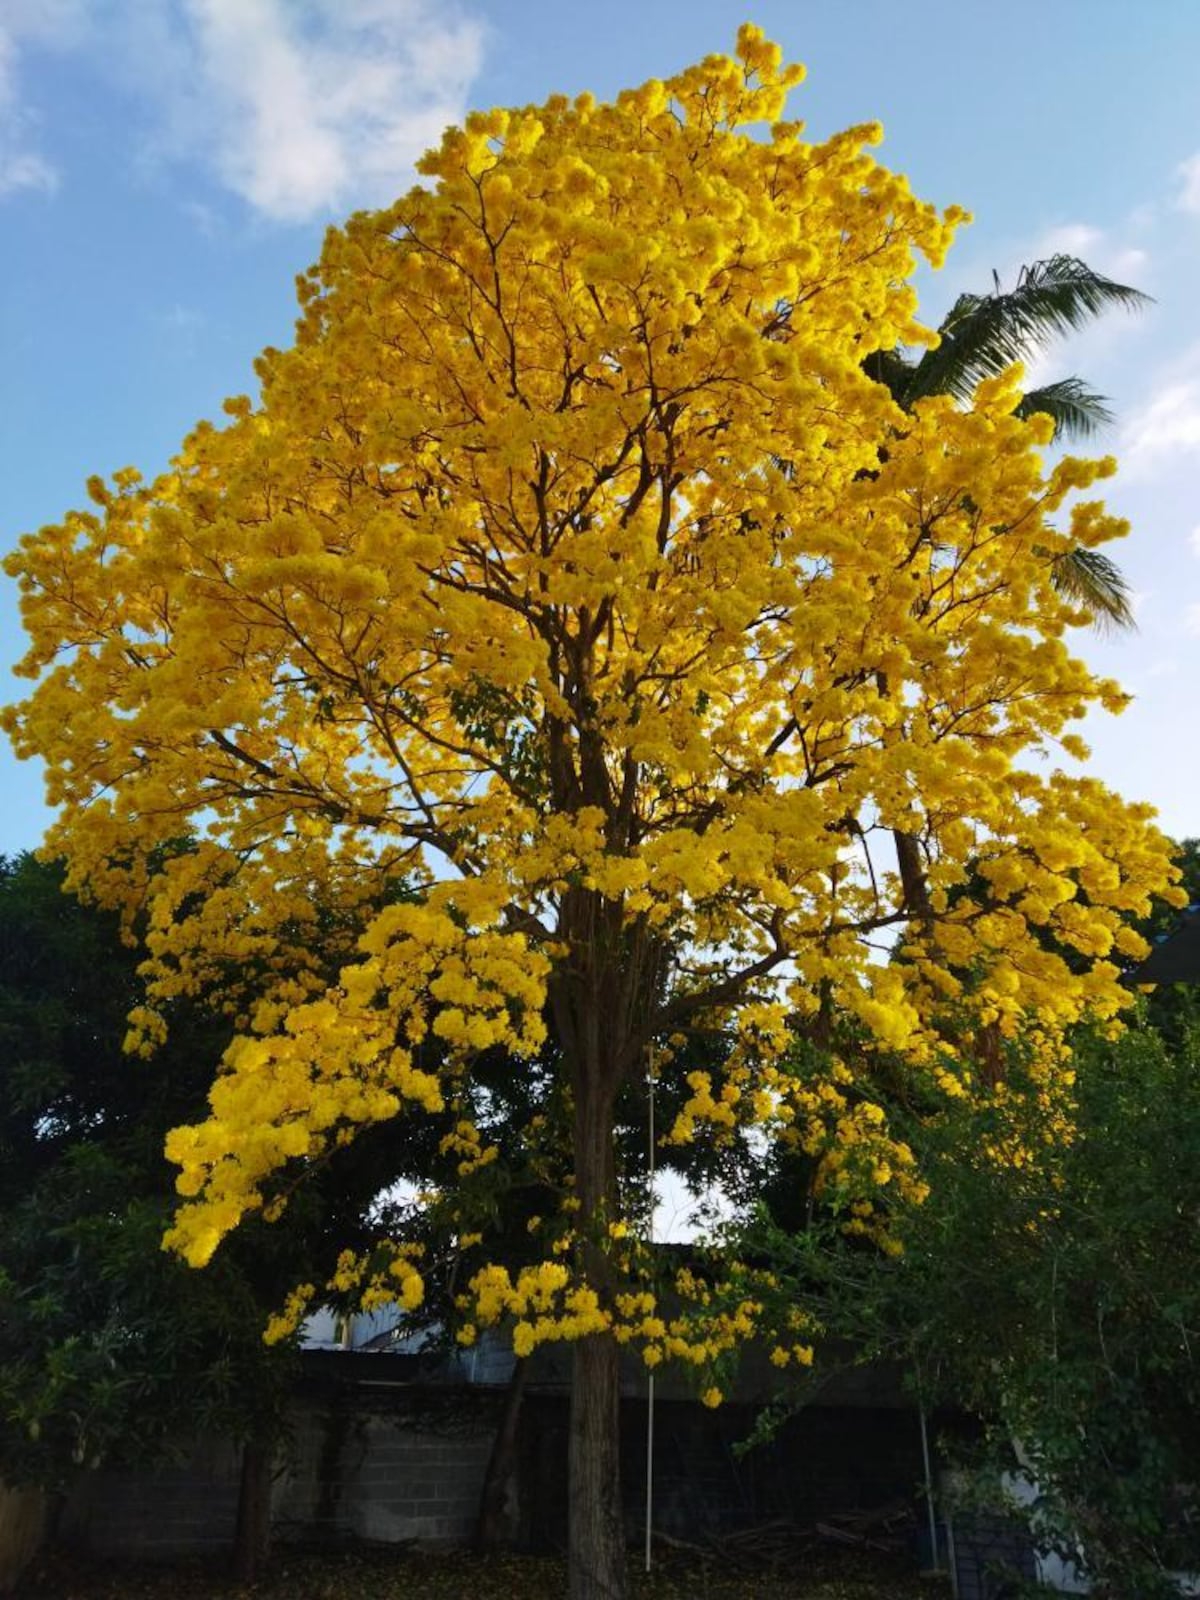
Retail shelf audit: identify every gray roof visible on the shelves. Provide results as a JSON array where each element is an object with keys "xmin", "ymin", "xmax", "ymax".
[{"xmin": 1133, "ymin": 908, "xmax": 1200, "ymax": 984}]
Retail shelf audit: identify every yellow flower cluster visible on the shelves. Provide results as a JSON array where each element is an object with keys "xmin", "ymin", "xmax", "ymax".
[
  {"xmin": 667, "ymin": 1049, "xmax": 928, "ymax": 1237},
  {"xmin": 262, "ymin": 1241, "xmax": 425, "ymax": 1346},
  {"xmin": 162, "ymin": 891, "xmax": 546, "ymax": 1266},
  {"xmin": 1, "ymin": 27, "xmax": 1181, "ymax": 1372},
  {"xmin": 439, "ymin": 1118, "xmax": 500, "ymax": 1177},
  {"xmin": 454, "ymin": 1249, "xmax": 817, "ymax": 1400},
  {"xmin": 462, "ymin": 1261, "xmax": 609, "ymax": 1357},
  {"xmin": 263, "ymin": 1283, "xmax": 317, "ymax": 1348}
]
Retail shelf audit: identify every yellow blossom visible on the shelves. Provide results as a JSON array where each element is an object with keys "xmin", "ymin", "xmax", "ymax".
[{"xmin": 1, "ymin": 26, "xmax": 1179, "ymax": 1422}]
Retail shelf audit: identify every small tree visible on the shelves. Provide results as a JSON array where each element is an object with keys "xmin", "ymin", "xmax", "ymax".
[
  {"xmin": 0, "ymin": 853, "xmax": 401, "ymax": 1579},
  {"xmin": 767, "ymin": 1016, "xmax": 1200, "ymax": 1599},
  {"xmin": 4, "ymin": 29, "xmax": 1180, "ymax": 1598},
  {"xmin": 0, "ymin": 853, "xmax": 291, "ymax": 1576},
  {"xmin": 745, "ymin": 846, "xmax": 1200, "ymax": 1596}
]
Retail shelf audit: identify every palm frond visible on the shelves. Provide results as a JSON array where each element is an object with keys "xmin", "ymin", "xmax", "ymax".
[
  {"xmin": 1049, "ymin": 545, "xmax": 1136, "ymax": 632},
  {"xmin": 1015, "ymin": 378, "xmax": 1115, "ymax": 441},
  {"xmin": 902, "ymin": 256, "xmax": 1151, "ymax": 406},
  {"xmin": 860, "ymin": 346, "xmax": 917, "ymax": 403}
]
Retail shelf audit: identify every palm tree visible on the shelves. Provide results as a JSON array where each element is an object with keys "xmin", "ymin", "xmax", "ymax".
[
  {"xmin": 865, "ymin": 254, "xmax": 1151, "ymax": 630},
  {"xmin": 854, "ymin": 257, "xmax": 1152, "ymax": 933}
]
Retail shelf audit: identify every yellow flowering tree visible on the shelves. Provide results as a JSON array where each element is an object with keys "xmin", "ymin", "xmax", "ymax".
[{"xmin": 3, "ymin": 28, "xmax": 1181, "ymax": 1599}]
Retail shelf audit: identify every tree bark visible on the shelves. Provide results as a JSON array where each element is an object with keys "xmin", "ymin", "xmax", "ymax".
[
  {"xmin": 874, "ymin": 671, "xmax": 932, "ymax": 929},
  {"xmin": 569, "ymin": 1331, "xmax": 625, "ymax": 1600},
  {"xmin": 475, "ymin": 1355, "xmax": 529, "ymax": 1553},
  {"xmin": 0, "ymin": 1481, "xmax": 46, "ymax": 1595},
  {"xmin": 567, "ymin": 1058, "xmax": 627, "ymax": 1600},
  {"xmin": 231, "ymin": 1430, "xmax": 274, "ymax": 1584},
  {"xmin": 894, "ymin": 827, "xmax": 932, "ymax": 921}
]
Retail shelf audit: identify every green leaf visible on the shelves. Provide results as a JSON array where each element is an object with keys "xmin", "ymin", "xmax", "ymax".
[
  {"xmin": 1015, "ymin": 376, "xmax": 1115, "ymax": 441},
  {"xmin": 1049, "ymin": 545, "xmax": 1136, "ymax": 631},
  {"xmin": 902, "ymin": 255, "xmax": 1151, "ymax": 406}
]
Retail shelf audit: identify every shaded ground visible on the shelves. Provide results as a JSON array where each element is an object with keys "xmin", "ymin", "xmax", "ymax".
[{"xmin": 16, "ymin": 1546, "xmax": 948, "ymax": 1600}]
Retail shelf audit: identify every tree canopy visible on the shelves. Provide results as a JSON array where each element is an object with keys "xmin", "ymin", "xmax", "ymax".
[
  {"xmin": 3, "ymin": 27, "xmax": 1183, "ymax": 1598},
  {"xmin": 756, "ymin": 1005, "xmax": 1200, "ymax": 1599},
  {"xmin": 0, "ymin": 853, "xmax": 293, "ymax": 1491},
  {"xmin": 865, "ymin": 252, "xmax": 1149, "ymax": 630}
]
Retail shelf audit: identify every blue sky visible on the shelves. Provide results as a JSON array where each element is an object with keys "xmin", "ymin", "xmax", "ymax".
[{"xmin": 3, "ymin": 0, "xmax": 1200, "ymax": 857}]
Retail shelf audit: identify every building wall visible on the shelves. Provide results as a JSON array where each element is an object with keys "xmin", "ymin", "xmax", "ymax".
[
  {"xmin": 57, "ymin": 1382, "xmax": 499, "ymax": 1562},
  {"xmin": 51, "ymin": 1363, "xmax": 924, "ymax": 1565},
  {"xmin": 59, "ymin": 1437, "xmax": 243, "ymax": 1561},
  {"xmin": 273, "ymin": 1401, "xmax": 494, "ymax": 1546},
  {"xmin": 520, "ymin": 1394, "xmax": 924, "ymax": 1552}
]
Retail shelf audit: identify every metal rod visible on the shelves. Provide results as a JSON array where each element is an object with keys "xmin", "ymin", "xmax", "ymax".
[
  {"xmin": 918, "ymin": 1391, "xmax": 940, "ymax": 1572},
  {"xmin": 645, "ymin": 1371, "xmax": 655, "ymax": 1573},
  {"xmin": 644, "ymin": 1046, "xmax": 657, "ymax": 1574}
]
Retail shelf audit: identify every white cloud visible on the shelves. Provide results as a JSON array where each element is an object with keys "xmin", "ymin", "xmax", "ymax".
[
  {"xmin": 158, "ymin": 0, "xmax": 490, "ymax": 221},
  {"xmin": 1037, "ymin": 222, "xmax": 1104, "ymax": 257},
  {"xmin": 1030, "ymin": 221, "xmax": 1153, "ymax": 290},
  {"xmin": 1144, "ymin": 658, "xmax": 1179, "ymax": 681},
  {"xmin": 0, "ymin": 28, "xmax": 57, "ymax": 198},
  {"xmin": 1185, "ymin": 603, "xmax": 1200, "ymax": 638},
  {"xmin": 0, "ymin": 1, "xmax": 98, "ymax": 199},
  {"xmin": 1109, "ymin": 245, "xmax": 1150, "ymax": 279},
  {"xmin": 1122, "ymin": 379, "xmax": 1200, "ymax": 479},
  {"xmin": 1176, "ymin": 152, "xmax": 1200, "ymax": 214},
  {"xmin": 1018, "ymin": 344, "xmax": 1059, "ymax": 396},
  {"xmin": 2, "ymin": 0, "xmax": 487, "ymax": 222}
]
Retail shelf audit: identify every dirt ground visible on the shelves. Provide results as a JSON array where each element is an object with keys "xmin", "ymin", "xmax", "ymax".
[{"xmin": 14, "ymin": 1546, "xmax": 949, "ymax": 1600}]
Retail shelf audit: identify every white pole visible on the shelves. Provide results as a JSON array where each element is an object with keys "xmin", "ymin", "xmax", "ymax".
[
  {"xmin": 918, "ymin": 1392, "xmax": 940, "ymax": 1572},
  {"xmin": 644, "ymin": 1370, "xmax": 655, "ymax": 1574},
  {"xmin": 644, "ymin": 1046, "xmax": 657, "ymax": 1575}
]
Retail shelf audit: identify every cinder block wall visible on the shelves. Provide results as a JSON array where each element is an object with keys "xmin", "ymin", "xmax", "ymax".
[
  {"xmin": 56, "ymin": 1388, "xmax": 499, "ymax": 1562},
  {"xmin": 59, "ymin": 1438, "xmax": 243, "ymax": 1560},
  {"xmin": 50, "ymin": 1365, "xmax": 926, "ymax": 1566},
  {"xmin": 274, "ymin": 1404, "xmax": 494, "ymax": 1545}
]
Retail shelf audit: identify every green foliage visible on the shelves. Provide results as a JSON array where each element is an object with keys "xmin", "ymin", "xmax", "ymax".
[
  {"xmin": 864, "ymin": 252, "xmax": 1151, "ymax": 632},
  {"xmin": 749, "ymin": 1007, "xmax": 1200, "ymax": 1597},
  {"xmin": 1137, "ymin": 839, "xmax": 1200, "ymax": 1046},
  {"xmin": 1014, "ymin": 377, "xmax": 1114, "ymax": 440},
  {"xmin": 0, "ymin": 855, "xmax": 274, "ymax": 1482},
  {"xmin": 1048, "ymin": 545, "xmax": 1135, "ymax": 630},
  {"xmin": 897, "ymin": 256, "xmax": 1150, "ymax": 412},
  {"xmin": 0, "ymin": 854, "xmax": 394, "ymax": 1488}
]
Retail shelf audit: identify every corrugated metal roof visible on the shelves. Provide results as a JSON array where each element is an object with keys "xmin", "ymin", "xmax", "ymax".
[{"xmin": 1133, "ymin": 909, "xmax": 1200, "ymax": 984}]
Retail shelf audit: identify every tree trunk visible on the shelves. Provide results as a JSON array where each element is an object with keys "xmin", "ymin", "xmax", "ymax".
[
  {"xmin": 0, "ymin": 1481, "xmax": 46, "ymax": 1595},
  {"xmin": 567, "ymin": 1064, "xmax": 626, "ymax": 1600},
  {"xmin": 569, "ymin": 1332, "xmax": 625, "ymax": 1600},
  {"xmin": 231, "ymin": 1431, "xmax": 274, "ymax": 1584},
  {"xmin": 894, "ymin": 827, "xmax": 931, "ymax": 921},
  {"xmin": 874, "ymin": 671, "xmax": 932, "ymax": 930},
  {"xmin": 475, "ymin": 1355, "xmax": 529, "ymax": 1553}
]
